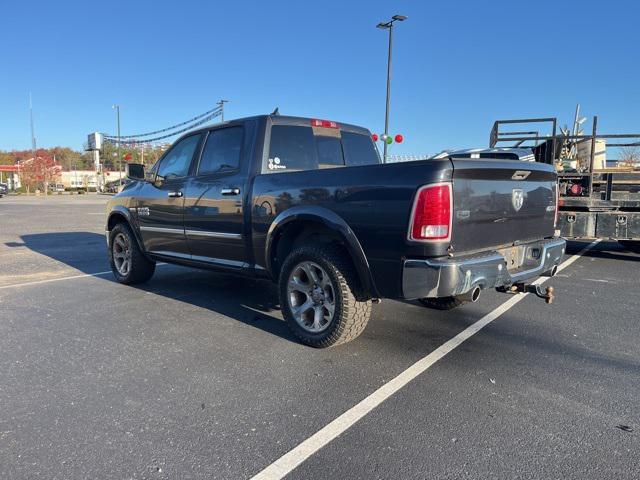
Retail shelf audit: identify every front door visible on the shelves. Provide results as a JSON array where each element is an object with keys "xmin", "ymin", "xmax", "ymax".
[
  {"xmin": 136, "ymin": 133, "xmax": 203, "ymax": 258},
  {"xmin": 183, "ymin": 126, "xmax": 247, "ymax": 267}
]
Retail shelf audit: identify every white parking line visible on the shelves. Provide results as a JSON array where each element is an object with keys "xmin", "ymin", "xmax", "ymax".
[
  {"xmin": 250, "ymin": 240, "xmax": 600, "ymax": 480},
  {"xmin": 0, "ymin": 270, "xmax": 113, "ymax": 290},
  {"xmin": 0, "ymin": 263, "xmax": 168, "ymax": 290}
]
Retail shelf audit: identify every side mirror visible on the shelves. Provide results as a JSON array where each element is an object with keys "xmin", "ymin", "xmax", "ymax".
[{"xmin": 126, "ymin": 163, "xmax": 145, "ymax": 181}]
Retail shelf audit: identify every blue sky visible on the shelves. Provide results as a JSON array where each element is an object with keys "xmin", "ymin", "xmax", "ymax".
[{"xmin": 1, "ymin": 0, "xmax": 638, "ymax": 155}]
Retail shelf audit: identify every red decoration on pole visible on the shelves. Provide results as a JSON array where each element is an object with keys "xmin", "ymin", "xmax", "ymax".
[
  {"xmin": 372, "ymin": 134, "xmax": 379, "ymax": 141},
  {"xmin": 394, "ymin": 134, "xmax": 404, "ymax": 143}
]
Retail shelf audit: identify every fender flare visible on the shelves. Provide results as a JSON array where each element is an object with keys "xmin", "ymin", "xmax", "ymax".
[
  {"xmin": 265, "ymin": 206, "xmax": 378, "ymax": 298},
  {"xmin": 106, "ymin": 206, "xmax": 146, "ymax": 253}
]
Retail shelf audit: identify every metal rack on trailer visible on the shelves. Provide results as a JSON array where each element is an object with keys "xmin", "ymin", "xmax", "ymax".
[{"xmin": 490, "ymin": 116, "xmax": 640, "ymax": 251}]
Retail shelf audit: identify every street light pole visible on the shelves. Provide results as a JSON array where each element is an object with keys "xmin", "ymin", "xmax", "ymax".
[
  {"xmin": 112, "ymin": 105, "xmax": 121, "ymax": 182},
  {"xmin": 29, "ymin": 92, "xmax": 47, "ymax": 196},
  {"xmin": 377, "ymin": 15, "xmax": 407, "ymax": 163}
]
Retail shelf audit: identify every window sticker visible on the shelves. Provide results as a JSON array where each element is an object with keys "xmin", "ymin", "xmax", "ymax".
[{"xmin": 267, "ymin": 157, "xmax": 287, "ymax": 170}]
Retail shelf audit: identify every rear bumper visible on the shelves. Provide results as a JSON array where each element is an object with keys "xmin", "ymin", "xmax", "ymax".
[{"xmin": 402, "ymin": 237, "xmax": 566, "ymax": 299}]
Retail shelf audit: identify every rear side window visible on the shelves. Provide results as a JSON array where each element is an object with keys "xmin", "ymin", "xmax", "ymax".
[
  {"xmin": 342, "ymin": 132, "xmax": 381, "ymax": 166},
  {"xmin": 267, "ymin": 125, "xmax": 317, "ymax": 172},
  {"xmin": 198, "ymin": 126, "xmax": 244, "ymax": 175}
]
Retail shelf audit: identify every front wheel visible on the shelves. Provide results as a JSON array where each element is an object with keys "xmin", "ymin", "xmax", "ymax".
[
  {"xmin": 108, "ymin": 222, "xmax": 156, "ymax": 284},
  {"xmin": 279, "ymin": 244, "xmax": 372, "ymax": 348}
]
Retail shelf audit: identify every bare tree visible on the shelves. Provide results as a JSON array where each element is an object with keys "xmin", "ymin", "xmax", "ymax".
[{"xmin": 618, "ymin": 146, "xmax": 640, "ymax": 168}]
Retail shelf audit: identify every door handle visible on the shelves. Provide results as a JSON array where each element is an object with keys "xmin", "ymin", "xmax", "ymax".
[
  {"xmin": 167, "ymin": 191, "xmax": 183, "ymax": 198},
  {"xmin": 221, "ymin": 187, "xmax": 241, "ymax": 196}
]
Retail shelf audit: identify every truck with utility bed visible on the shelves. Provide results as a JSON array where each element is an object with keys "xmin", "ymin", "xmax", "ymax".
[
  {"xmin": 106, "ymin": 114, "xmax": 565, "ymax": 347},
  {"xmin": 490, "ymin": 115, "xmax": 640, "ymax": 252}
]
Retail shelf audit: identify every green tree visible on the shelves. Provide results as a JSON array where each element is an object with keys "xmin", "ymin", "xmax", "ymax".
[{"xmin": 0, "ymin": 150, "xmax": 14, "ymax": 165}]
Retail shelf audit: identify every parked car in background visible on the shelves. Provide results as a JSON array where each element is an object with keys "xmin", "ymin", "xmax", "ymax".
[
  {"xmin": 105, "ymin": 179, "xmax": 131, "ymax": 194},
  {"xmin": 106, "ymin": 114, "xmax": 564, "ymax": 347},
  {"xmin": 0, "ymin": 182, "xmax": 8, "ymax": 197}
]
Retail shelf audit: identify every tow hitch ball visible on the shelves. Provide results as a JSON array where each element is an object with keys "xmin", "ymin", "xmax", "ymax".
[{"xmin": 500, "ymin": 283, "xmax": 555, "ymax": 304}]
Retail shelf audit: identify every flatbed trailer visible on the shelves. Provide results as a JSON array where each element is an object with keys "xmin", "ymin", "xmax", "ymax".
[{"xmin": 490, "ymin": 116, "xmax": 640, "ymax": 251}]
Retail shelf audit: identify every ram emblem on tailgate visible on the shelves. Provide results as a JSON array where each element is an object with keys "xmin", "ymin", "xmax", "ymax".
[{"xmin": 512, "ymin": 189, "xmax": 524, "ymax": 212}]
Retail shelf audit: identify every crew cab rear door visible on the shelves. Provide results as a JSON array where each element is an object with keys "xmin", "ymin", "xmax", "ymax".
[
  {"xmin": 136, "ymin": 133, "xmax": 203, "ymax": 258},
  {"xmin": 183, "ymin": 124, "xmax": 249, "ymax": 267},
  {"xmin": 450, "ymin": 158, "xmax": 557, "ymax": 252}
]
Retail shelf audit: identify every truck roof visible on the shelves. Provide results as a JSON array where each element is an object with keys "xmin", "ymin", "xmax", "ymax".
[{"xmin": 183, "ymin": 114, "xmax": 372, "ymax": 138}]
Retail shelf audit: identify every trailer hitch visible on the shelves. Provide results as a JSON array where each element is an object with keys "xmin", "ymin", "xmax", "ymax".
[{"xmin": 499, "ymin": 283, "xmax": 555, "ymax": 304}]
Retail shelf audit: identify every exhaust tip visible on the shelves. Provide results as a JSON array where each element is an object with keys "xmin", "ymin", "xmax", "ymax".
[
  {"xmin": 458, "ymin": 286, "xmax": 481, "ymax": 303},
  {"xmin": 470, "ymin": 286, "xmax": 481, "ymax": 302}
]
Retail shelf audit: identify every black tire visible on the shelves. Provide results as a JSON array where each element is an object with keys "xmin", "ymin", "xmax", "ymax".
[
  {"xmin": 618, "ymin": 240, "xmax": 640, "ymax": 254},
  {"xmin": 279, "ymin": 244, "xmax": 372, "ymax": 348},
  {"xmin": 108, "ymin": 222, "xmax": 156, "ymax": 284},
  {"xmin": 418, "ymin": 296, "xmax": 464, "ymax": 310}
]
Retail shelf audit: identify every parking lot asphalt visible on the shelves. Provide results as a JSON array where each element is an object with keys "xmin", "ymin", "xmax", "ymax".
[{"xmin": 1, "ymin": 195, "xmax": 638, "ymax": 479}]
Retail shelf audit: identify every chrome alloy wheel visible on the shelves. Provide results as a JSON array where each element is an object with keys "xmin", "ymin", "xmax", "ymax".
[
  {"xmin": 112, "ymin": 232, "xmax": 132, "ymax": 276},
  {"xmin": 287, "ymin": 261, "xmax": 336, "ymax": 333}
]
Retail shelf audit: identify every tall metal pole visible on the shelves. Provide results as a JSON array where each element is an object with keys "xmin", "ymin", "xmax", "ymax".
[
  {"xmin": 29, "ymin": 93, "xmax": 46, "ymax": 195},
  {"xmin": 113, "ymin": 105, "xmax": 121, "ymax": 182},
  {"xmin": 29, "ymin": 93, "xmax": 36, "ymax": 166},
  {"xmin": 383, "ymin": 25, "xmax": 393, "ymax": 164},
  {"xmin": 377, "ymin": 15, "xmax": 406, "ymax": 163}
]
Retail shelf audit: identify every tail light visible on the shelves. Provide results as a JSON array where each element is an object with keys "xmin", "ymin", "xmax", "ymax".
[
  {"xmin": 569, "ymin": 183, "xmax": 582, "ymax": 196},
  {"xmin": 310, "ymin": 119, "xmax": 339, "ymax": 129},
  {"xmin": 408, "ymin": 183, "xmax": 452, "ymax": 242}
]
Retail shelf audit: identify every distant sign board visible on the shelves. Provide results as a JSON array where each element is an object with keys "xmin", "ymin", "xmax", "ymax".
[{"xmin": 87, "ymin": 132, "xmax": 103, "ymax": 151}]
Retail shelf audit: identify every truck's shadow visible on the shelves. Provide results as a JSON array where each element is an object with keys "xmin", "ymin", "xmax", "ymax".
[
  {"xmin": 9, "ymin": 232, "xmax": 110, "ymax": 274},
  {"xmin": 13, "ymin": 233, "xmax": 640, "ymax": 351},
  {"xmin": 13, "ymin": 232, "xmax": 471, "ymax": 349},
  {"xmin": 13, "ymin": 232, "xmax": 298, "ymax": 342}
]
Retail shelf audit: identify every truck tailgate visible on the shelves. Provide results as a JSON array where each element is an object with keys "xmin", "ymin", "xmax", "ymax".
[{"xmin": 450, "ymin": 158, "xmax": 557, "ymax": 253}]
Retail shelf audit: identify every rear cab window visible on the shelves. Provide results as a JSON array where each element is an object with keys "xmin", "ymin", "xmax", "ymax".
[{"xmin": 264, "ymin": 121, "xmax": 380, "ymax": 174}]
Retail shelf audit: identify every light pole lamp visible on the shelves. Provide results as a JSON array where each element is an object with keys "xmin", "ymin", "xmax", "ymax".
[
  {"xmin": 217, "ymin": 99, "xmax": 229, "ymax": 122},
  {"xmin": 377, "ymin": 14, "xmax": 407, "ymax": 163},
  {"xmin": 112, "ymin": 105, "xmax": 121, "ymax": 181}
]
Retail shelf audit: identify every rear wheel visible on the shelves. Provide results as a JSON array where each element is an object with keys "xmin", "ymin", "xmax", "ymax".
[
  {"xmin": 109, "ymin": 222, "xmax": 156, "ymax": 284},
  {"xmin": 418, "ymin": 296, "xmax": 464, "ymax": 310},
  {"xmin": 279, "ymin": 244, "xmax": 372, "ymax": 348},
  {"xmin": 618, "ymin": 240, "xmax": 640, "ymax": 254}
]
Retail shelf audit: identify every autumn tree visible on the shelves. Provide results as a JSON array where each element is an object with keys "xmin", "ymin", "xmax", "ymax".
[{"xmin": 18, "ymin": 152, "xmax": 61, "ymax": 194}]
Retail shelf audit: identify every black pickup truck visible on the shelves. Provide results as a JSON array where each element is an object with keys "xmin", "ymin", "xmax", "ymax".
[{"xmin": 106, "ymin": 114, "xmax": 565, "ymax": 347}]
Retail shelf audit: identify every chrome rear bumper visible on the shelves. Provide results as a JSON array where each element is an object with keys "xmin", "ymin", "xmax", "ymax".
[{"xmin": 402, "ymin": 238, "xmax": 566, "ymax": 299}]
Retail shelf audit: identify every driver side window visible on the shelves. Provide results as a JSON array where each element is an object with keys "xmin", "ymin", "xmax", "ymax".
[{"xmin": 156, "ymin": 134, "xmax": 202, "ymax": 180}]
